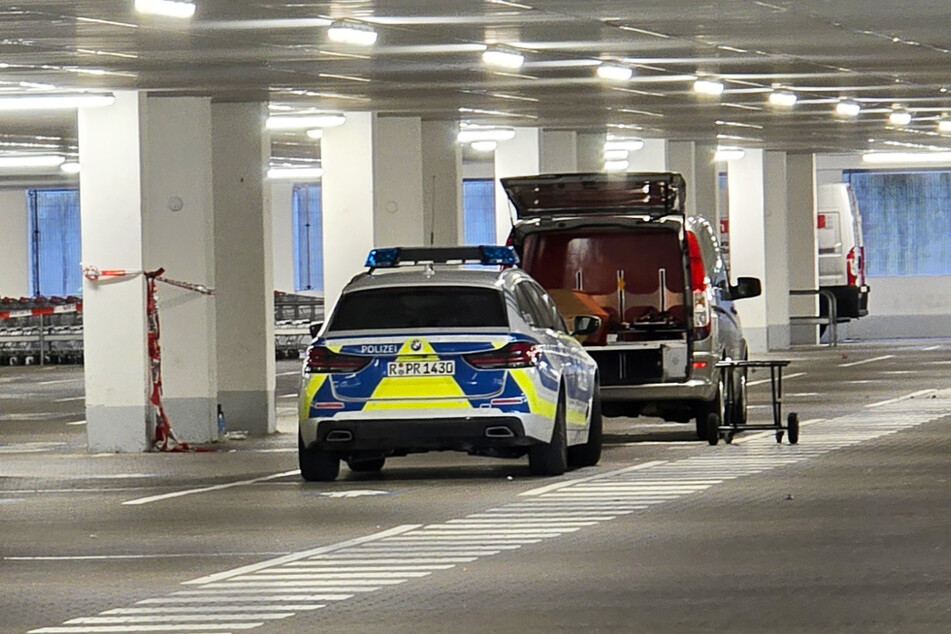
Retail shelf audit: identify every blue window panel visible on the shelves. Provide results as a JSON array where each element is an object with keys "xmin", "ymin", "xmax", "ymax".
[
  {"xmin": 292, "ymin": 184, "xmax": 324, "ymax": 291},
  {"xmin": 844, "ymin": 170, "xmax": 951, "ymax": 276},
  {"xmin": 28, "ymin": 188, "xmax": 82, "ymax": 297},
  {"xmin": 463, "ymin": 179, "xmax": 497, "ymax": 245}
]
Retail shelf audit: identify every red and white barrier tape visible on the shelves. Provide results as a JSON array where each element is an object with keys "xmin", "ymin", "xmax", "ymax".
[
  {"xmin": 0, "ymin": 303, "xmax": 83, "ymax": 321},
  {"xmin": 83, "ymin": 264, "xmax": 215, "ymax": 452}
]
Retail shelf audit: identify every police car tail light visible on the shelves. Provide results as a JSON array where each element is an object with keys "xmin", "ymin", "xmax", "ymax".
[
  {"xmin": 306, "ymin": 346, "xmax": 371, "ymax": 373},
  {"xmin": 464, "ymin": 342, "xmax": 538, "ymax": 369},
  {"xmin": 686, "ymin": 231, "xmax": 711, "ymax": 340}
]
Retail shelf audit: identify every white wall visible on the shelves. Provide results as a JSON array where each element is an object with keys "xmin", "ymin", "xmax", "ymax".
[
  {"xmin": 0, "ymin": 190, "xmax": 29, "ymax": 297},
  {"xmin": 815, "ymin": 153, "xmax": 951, "ymax": 340}
]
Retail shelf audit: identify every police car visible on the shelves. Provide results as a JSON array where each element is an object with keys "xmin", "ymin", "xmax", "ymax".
[{"xmin": 298, "ymin": 245, "xmax": 603, "ymax": 481}]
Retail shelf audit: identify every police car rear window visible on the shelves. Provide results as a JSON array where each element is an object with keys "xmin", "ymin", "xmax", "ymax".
[{"xmin": 329, "ymin": 287, "xmax": 508, "ymax": 331}]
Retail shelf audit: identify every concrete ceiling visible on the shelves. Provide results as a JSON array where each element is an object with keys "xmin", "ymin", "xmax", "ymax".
[{"xmin": 2, "ymin": 0, "xmax": 951, "ymax": 168}]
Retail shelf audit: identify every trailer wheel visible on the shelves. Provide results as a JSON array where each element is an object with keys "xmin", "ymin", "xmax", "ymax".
[{"xmin": 787, "ymin": 412, "xmax": 800, "ymax": 445}]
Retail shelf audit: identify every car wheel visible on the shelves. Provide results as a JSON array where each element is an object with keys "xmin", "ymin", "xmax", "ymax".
[
  {"xmin": 568, "ymin": 383, "xmax": 602, "ymax": 468},
  {"xmin": 298, "ymin": 433, "xmax": 340, "ymax": 482},
  {"xmin": 732, "ymin": 363, "xmax": 748, "ymax": 426},
  {"xmin": 529, "ymin": 391, "xmax": 568, "ymax": 476},
  {"xmin": 347, "ymin": 457, "xmax": 386, "ymax": 472},
  {"xmin": 695, "ymin": 376, "xmax": 725, "ymax": 439}
]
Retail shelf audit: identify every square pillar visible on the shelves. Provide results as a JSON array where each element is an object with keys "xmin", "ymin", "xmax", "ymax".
[
  {"xmin": 0, "ymin": 191, "xmax": 29, "ymax": 297},
  {"xmin": 727, "ymin": 149, "xmax": 769, "ymax": 353},
  {"xmin": 576, "ymin": 132, "xmax": 603, "ymax": 172},
  {"xmin": 422, "ymin": 120, "xmax": 462, "ymax": 246},
  {"xmin": 788, "ymin": 153, "xmax": 820, "ymax": 345},
  {"xmin": 270, "ymin": 182, "xmax": 296, "ymax": 293},
  {"xmin": 764, "ymin": 151, "xmax": 790, "ymax": 350},
  {"xmin": 667, "ymin": 141, "xmax": 718, "ymax": 227},
  {"xmin": 212, "ymin": 102, "xmax": 276, "ymax": 436},
  {"xmin": 627, "ymin": 138, "xmax": 667, "ymax": 172},
  {"xmin": 494, "ymin": 127, "xmax": 540, "ymax": 243},
  {"xmin": 540, "ymin": 130, "xmax": 577, "ymax": 173}
]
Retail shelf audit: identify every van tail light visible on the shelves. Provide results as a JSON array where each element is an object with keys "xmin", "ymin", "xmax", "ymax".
[
  {"xmin": 465, "ymin": 342, "xmax": 538, "ymax": 369},
  {"xmin": 686, "ymin": 231, "xmax": 711, "ymax": 340},
  {"xmin": 306, "ymin": 346, "xmax": 371, "ymax": 374},
  {"xmin": 846, "ymin": 247, "xmax": 858, "ymax": 286}
]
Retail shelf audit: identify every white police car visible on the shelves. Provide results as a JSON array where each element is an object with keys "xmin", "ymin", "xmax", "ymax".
[{"xmin": 298, "ymin": 245, "xmax": 603, "ymax": 481}]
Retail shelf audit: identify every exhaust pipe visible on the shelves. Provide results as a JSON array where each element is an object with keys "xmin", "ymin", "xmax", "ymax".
[
  {"xmin": 485, "ymin": 426, "xmax": 515, "ymax": 439},
  {"xmin": 325, "ymin": 430, "xmax": 353, "ymax": 442}
]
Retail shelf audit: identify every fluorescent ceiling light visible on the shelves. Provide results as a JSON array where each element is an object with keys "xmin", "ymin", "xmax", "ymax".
[
  {"xmin": 939, "ymin": 120, "xmax": 951, "ymax": 133},
  {"xmin": 267, "ymin": 167, "xmax": 324, "ymax": 180},
  {"xmin": 604, "ymin": 138, "xmax": 645, "ymax": 152},
  {"xmin": 0, "ymin": 155, "xmax": 66, "ymax": 169},
  {"xmin": 134, "ymin": 0, "xmax": 196, "ymax": 18},
  {"xmin": 60, "ymin": 161, "xmax": 81, "ymax": 174},
  {"xmin": 888, "ymin": 110, "xmax": 912, "ymax": 126},
  {"xmin": 836, "ymin": 101, "xmax": 861, "ymax": 117},
  {"xmin": 768, "ymin": 90, "xmax": 797, "ymax": 107},
  {"xmin": 265, "ymin": 114, "xmax": 346, "ymax": 130},
  {"xmin": 693, "ymin": 79, "xmax": 724, "ymax": 96},
  {"xmin": 713, "ymin": 147, "xmax": 745, "ymax": 162},
  {"xmin": 470, "ymin": 140, "xmax": 498, "ymax": 152},
  {"xmin": 0, "ymin": 93, "xmax": 115, "ymax": 111},
  {"xmin": 862, "ymin": 152, "xmax": 951, "ymax": 164},
  {"xmin": 456, "ymin": 127, "xmax": 516, "ymax": 143},
  {"xmin": 482, "ymin": 47, "xmax": 525, "ymax": 70},
  {"xmin": 603, "ymin": 149, "xmax": 629, "ymax": 161},
  {"xmin": 596, "ymin": 63, "xmax": 633, "ymax": 82},
  {"xmin": 603, "ymin": 159, "xmax": 629, "ymax": 172},
  {"xmin": 327, "ymin": 20, "xmax": 378, "ymax": 46},
  {"xmin": 306, "ymin": 129, "xmax": 324, "ymax": 140}
]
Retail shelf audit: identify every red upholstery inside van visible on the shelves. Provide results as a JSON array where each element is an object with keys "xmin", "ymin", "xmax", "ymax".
[{"xmin": 522, "ymin": 229, "xmax": 686, "ymax": 337}]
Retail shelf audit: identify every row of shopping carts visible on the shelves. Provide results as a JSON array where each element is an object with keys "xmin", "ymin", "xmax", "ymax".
[{"xmin": 0, "ymin": 293, "xmax": 324, "ymax": 366}]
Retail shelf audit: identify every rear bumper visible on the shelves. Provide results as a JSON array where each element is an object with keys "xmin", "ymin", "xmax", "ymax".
[
  {"xmin": 300, "ymin": 411, "xmax": 552, "ymax": 452},
  {"xmin": 820, "ymin": 284, "xmax": 870, "ymax": 320},
  {"xmin": 595, "ymin": 349, "xmax": 719, "ymax": 403}
]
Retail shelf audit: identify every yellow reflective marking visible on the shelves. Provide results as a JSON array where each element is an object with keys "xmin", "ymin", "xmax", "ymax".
[
  {"xmin": 369, "ymin": 374, "xmax": 467, "ymax": 402},
  {"xmin": 326, "ymin": 344, "xmax": 343, "ymax": 353},
  {"xmin": 509, "ymin": 369, "xmax": 556, "ymax": 418},
  {"xmin": 299, "ymin": 374, "xmax": 327, "ymax": 420},
  {"xmin": 364, "ymin": 398, "xmax": 471, "ymax": 410}
]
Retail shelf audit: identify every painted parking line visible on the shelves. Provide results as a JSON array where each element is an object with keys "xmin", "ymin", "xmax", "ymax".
[
  {"xmin": 56, "ymin": 396, "xmax": 86, "ymax": 402},
  {"xmin": 31, "ymin": 394, "xmax": 951, "ymax": 634},
  {"xmin": 865, "ymin": 388, "xmax": 937, "ymax": 409},
  {"xmin": 747, "ymin": 371, "xmax": 805, "ymax": 387},
  {"xmin": 122, "ymin": 470, "xmax": 300, "ymax": 506},
  {"xmin": 921, "ymin": 345, "xmax": 941, "ymax": 351},
  {"xmin": 838, "ymin": 354, "xmax": 895, "ymax": 368},
  {"xmin": 37, "ymin": 378, "xmax": 84, "ymax": 386}
]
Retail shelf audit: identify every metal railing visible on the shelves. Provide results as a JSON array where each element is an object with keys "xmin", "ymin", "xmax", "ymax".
[{"xmin": 789, "ymin": 289, "xmax": 838, "ymax": 347}]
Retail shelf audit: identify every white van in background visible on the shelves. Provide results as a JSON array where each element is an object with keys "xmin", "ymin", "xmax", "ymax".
[{"xmin": 817, "ymin": 183, "xmax": 870, "ymax": 322}]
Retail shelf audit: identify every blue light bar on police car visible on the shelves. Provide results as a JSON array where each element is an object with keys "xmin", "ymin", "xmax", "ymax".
[{"xmin": 365, "ymin": 245, "xmax": 519, "ymax": 270}]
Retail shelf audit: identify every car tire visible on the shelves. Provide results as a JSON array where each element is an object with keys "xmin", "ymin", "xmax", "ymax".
[
  {"xmin": 568, "ymin": 383, "xmax": 602, "ymax": 468},
  {"xmin": 732, "ymin": 363, "xmax": 748, "ymax": 426},
  {"xmin": 529, "ymin": 391, "xmax": 568, "ymax": 476},
  {"xmin": 347, "ymin": 457, "xmax": 386, "ymax": 472},
  {"xmin": 299, "ymin": 433, "xmax": 340, "ymax": 482},
  {"xmin": 695, "ymin": 376, "xmax": 725, "ymax": 439}
]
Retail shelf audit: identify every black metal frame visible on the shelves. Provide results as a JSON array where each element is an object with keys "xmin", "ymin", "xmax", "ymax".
[{"xmin": 715, "ymin": 359, "xmax": 800, "ymax": 445}]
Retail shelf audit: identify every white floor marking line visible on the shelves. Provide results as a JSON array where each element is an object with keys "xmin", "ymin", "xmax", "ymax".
[
  {"xmin": 747, "ymin": 371, "xmax": 805, "ymax": 387},
  {"xmin": 865, "ymin": 388, "xmax": 937, "ymax": 409},
  {"xmin": 66, "ymin": 420, "xmax": 87, "ymax": 426},
  {"xmin": 38, "ymin": 378, "xmax": 84, "ymax": 386},
  {"xmin": 838, "ymin": 354, "xmax": 895, "ymax": 368},
  {"xmin": 56, "ymin": 396, "xmax": 86, "ymax": 402},
  {"xmin": 37, "ymin": 395, "xmax": 951, "ymax": 634},
  {"xmin": 921, "ymin": 345, "xmax": 941, "ymax": 351},
  {"xmin": 731, "ymin": 419, "xmax": 825, "ymax": 444},
  {"xmin": 184, "ymin": 525, "xmax": 420, "ymax": 585},
  {"xmin": 277, "ymin": 370, "xmax": 302, "ymax": 376},
  {"xmin": 123, "ymin": 470, "xmax": 301, "ymax": 506}
]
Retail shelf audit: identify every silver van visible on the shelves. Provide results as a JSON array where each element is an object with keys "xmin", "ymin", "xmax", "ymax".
[{"xmin": 503, "ymin": 172, "xmax": 761, "ymax": 439}]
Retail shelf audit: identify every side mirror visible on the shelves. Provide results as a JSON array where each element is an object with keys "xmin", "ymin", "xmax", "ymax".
[
  {"xmin": 731, "ymin": 277, "xmax": 762, "ymax": 300},
  {"xmin": 571, "ymin": 315, "xmax": 602, "ymax": 337},
  {"xmin": 308, "ymin": 321, "xmax": 324, "ymax": 338}
]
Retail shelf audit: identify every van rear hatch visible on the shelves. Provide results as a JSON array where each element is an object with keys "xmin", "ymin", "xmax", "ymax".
[{"xmin": 502, "ymin": 173, "xmax": 692, "ymax": 386}]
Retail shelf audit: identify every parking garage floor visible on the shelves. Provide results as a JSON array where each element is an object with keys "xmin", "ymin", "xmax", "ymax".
[{"xmin": 2, "ymin": 340, "xmax": 950, "ymax": 633}]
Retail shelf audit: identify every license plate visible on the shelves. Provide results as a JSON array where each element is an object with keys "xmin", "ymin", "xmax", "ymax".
[{"xmin": 387, "ymin": 360, "xmax": 455, "ymax": 377}]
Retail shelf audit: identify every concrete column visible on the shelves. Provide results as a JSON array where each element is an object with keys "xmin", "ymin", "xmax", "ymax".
[
  {"xmin": 576, "ymin": 133, "xmax": 603, "ymax": 172},
  {"xmin": 764, "ymin": 151, "xmax": 790, "ymax": 350},
  {"xmin": 727, "ymin": 148, "xmax": 768, "ymax": 353},
  {"xmin": 270, "ymin": 182, "xmax": 296, "ymax": 292},
  {"xmin": 667, "ymin": 141, "xmax": 718, "ymax": 227},
  {"xmin": 79, "ymin": 91, "xmax": 150, "ymax": 452},
  {"xmin": 788, "ymin": 153, "xmax": 820, "ymax": 345},
  {"xmin": 322, "ymin": 113, "xmax": 426, "ymax": 308},
  {"xmin": 494, "ymin": 127, "xmax": 540, "ymax": 243},
  {"xmin": 540, "ymin": 130, "xmax": 577, "ymax": 173},
  {"xmin": 374, "ymin": 117, "xmax": 425, "ymax": 247},
  {"xmin": 142, "ymin": 97, "xmax": 218, "ymax": 442},
  {"xmin": 212, "ymin": 102, "xmax": 275, "ymax": 436},
  {"xmin": 421, "ymin": 120, "xmax": 462, "ymax": 246},
  {"xmin": 627, "ymin": 138, "xmax": 667, "ymax": 172},
  {"xmin": 0, "ymin": 190, "xmax": 29, "ymax": 297}
]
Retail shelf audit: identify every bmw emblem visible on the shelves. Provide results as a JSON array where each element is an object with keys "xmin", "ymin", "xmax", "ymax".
[{"xmin": 410, "ymin": 339, "xmax": 423, "ymax": 352}]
